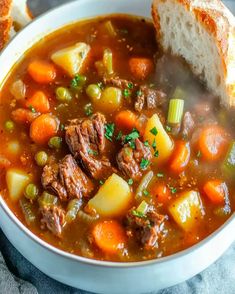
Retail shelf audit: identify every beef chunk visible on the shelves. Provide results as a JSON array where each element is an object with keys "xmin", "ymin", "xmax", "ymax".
[
  {"xmin": 135, "ymin": 85, "xmax": 167, "ymax": 112},
  {"xmin": 126, "ymin": 208, "xmax": 166, "ymax": 250},
  {"xmin": 117, "ymin": 138, "xmax": 152, "ymax": 181},
  {"xmin": 103, "ymin": 76, "xmax": 133, "ymax": 89},
  {"xmin": 42, "ymin": 155, "xmax": 93, "ymax": 201},
  {"xmin": 182, "ymin": 111, "xmax": 195, "ymax": 138},
  {"xmin": 40, "ymin": 206, "xmax": 65, "ymax": 237},
  {"xmin": 65, "ymin": 113, "xmax": 113, "ymax": 179}
]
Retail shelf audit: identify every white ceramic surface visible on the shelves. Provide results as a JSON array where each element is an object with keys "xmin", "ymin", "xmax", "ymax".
[{"xmin": 0, "ymin": 1, "xmax": 234, "ymax": 293}]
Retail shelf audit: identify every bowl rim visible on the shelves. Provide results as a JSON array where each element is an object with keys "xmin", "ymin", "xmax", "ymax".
[{"xmin": 0, "ymin": 0, "xmax": 234, "ymax": 268}]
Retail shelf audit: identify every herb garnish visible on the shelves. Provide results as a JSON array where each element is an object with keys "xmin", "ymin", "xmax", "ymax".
[
  {"xmin": 84, "ymin": 103, "xmax": 93, "ymax": 116},
  {"xmin": 170, "ymin": 186, "xmax": 177, "ymax": 194},
  {"xmin": 60, "ymin": 124, "xmax": 65, "ymax": 131},
  {"xmin": 154, "ymin": 150, "xmax": 159, "ymax": 158},
  {"xmin": 152, "ymin": 138, "xmax": 156, "ymax": 149},
  {"xmin": 123, "ymin": 89, "xmax": 131, "ymax": 98},
  {"xmin": 71, "ymin": 74, "xmax": 86, "ymax": 88},
  {"xmin": 99, "ymin": 180, "xmax": 104, "ymax": 185},
  {"xmin": 197, "ymin": 150, "xmax": 201, "ymax": 158},
  {"xmin": 140, "ymin": 158, "xmax": 150, "ymax": 170},
  {"xmin": 144, "ymin": 140, "xmax": 149, "ymax": 147},
  {"xmin": 136, "ymin": 90, "xmax": 142, "ymax": 97},
  {"xmin": 128, "ymin": 178, "xmax": 134, "ymax": 185},
  {"xmin": 157, "ymin": 173, "xmax": 164, "ymax": 178},
  {"xmin": 116, "ymin": 130, "xmax": 123, "ymax": 141},
  {"xmin": 132, "ymin": 210, "xmax": 145, "ymax": 218},
  {"xmin": 124, "ymin": 128, "xmax": 139, "ymax": 144},
  {"xmin": 105, "ymin": 123, "xmax": 115, "ymax": 142},
  {"xmin": 129, "ymin": 141, "xmax": 136, "ymax": 149},
  {"xmin": 150, "ymin": 127, "xmax": 158, "ymax": 136},
  {"xmin": 88, "ymin": 149, "xmax": 98, "ymax": 156},
  {"xmin": 166, "ymin": 125, "xmax": 172, "ymax": 133},
  {"xmin": 143, "ymin": 189, "xmax": 149, "ymax": 196},
  {"xmin": 97, "ymin": 82, "xmax": 104, "ymax": 90},
  {"xmin": 29, "ymin": 105, "xmax": 36, "ymax": 113},
  {"xmin": 128, "ymin": 82, "xmax": 134, "ymax": 89}
]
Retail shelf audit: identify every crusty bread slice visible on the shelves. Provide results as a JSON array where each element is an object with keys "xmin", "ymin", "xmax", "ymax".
[
  {"xmin": 0, "ymin": 0, "xmax": 32, "ymax": 50},
  {"xmin": 152, "ymin": 0, "xmax": 235, "ymax": 107}
]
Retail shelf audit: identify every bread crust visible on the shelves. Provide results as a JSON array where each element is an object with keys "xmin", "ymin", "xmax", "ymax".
[
  {"xmin": 0, "ymin": 0, "xmax": 32, "ymax": 50},
  {"xmin": 152, "ymin": 0, "xmax": 235, "ymax": 107}
]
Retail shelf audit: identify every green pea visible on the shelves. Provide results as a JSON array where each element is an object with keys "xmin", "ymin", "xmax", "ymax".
[
  {"xmin": 24, "ymin": 183, "xmax": 39, "ymax": 201},
  {"xmin": 48, "ymin": 136, "xmax": 62, "ymax": 149},
  {"xmin": 56, "ymin": 87, "xmax": 72, "ymax": 102},
  {"xmin": 35, "ymin": 151, "xmax": 48, "ymax": 167},
  {"xmin": 4, "ymin": 120, "xmax": 15, "ymax": 132},
  {"xmin": 86, "ymin": 84, "xmax": 101, "ymax": 100}
]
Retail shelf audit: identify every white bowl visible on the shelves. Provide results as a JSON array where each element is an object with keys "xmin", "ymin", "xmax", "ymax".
[{"xmin": 0, "ymin": 1, "xmax": 234, "ymax": 293}]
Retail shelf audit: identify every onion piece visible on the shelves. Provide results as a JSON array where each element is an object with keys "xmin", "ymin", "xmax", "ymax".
[
  {"xmin": 10, "ymin": 79, "xmax": 26, "ymax": 100},
  {"xmin": 135, "ymin": 170, "xmax": 154, "ymax": 201}
]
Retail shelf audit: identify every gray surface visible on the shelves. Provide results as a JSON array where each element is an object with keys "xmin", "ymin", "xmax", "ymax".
[{"xmin": 1, "ymin": 0, "xmax": 235, "ymax": 293}]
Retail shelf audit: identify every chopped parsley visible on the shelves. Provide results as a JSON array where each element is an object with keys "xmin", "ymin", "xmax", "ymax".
[
  {"xmin": 123, "ymin": 89, "xmax": 131, "ymax": 98},
  {"xmin": 140, "ymin": 158, "xmax": 150, "ymax": 170},
  {"xmin": 150, "ymin": 127, "xmax": 158, "ymax": 136},
  {"xmin": 128, "ymin": 178, "xmax": 134, "ymax": 185},
  {"xmin": 127, "ymin": 82, "xmax": 134, "ymax": 89},
  {"xmin": 116, "ymin": 130, "xmax": 123, "ymax": 141},
  {"xmin": 124, "ymin": 128, "xmax": 139, "ymax": 144},
  {"xmin": 154, "ymin": 150, "xmax": 159, "ymax": 158},
  {"xmin": 29, "ymin": 105, "xmax": 36, "ymax": 113},
  {"xmin": 136, "ymin": 90, "xmax": 142, "ymax": 97},
  {"xmin": 84, "ymin": 103, "xmax": 93, "ymax": 116},
  {"xmin": 166, "ymin": 125, "xmax": 172, "ymax": 133},
  {"xmin": 170, "ymin": 186, "xmax": 177, "ymax": 194},
  {"xmin": 132, "ymin": 210, "xmax": 145, "ymax": 218},
  {"xmin": 99, "ymin": 180, "xmax": 104, "ymax": 185},
  {"xmin": 143, "ymin": 189, "xmax": 149, "ymax": 196},
  {"xmin": 88, "ymin": 149, "xmax": 98, "ymax": 156},
  {"xmin": 197, "ymin": 150, "xmax": 201, "ymax": 158},
  {"xmin": 157, "ymin": 173, "xmax": 164, "ymax": 178},
  {"xmin": 60, "ymin": 124, "xmax": 65, "ymax": 131},
  {"xmin": 129, "ymin": 141, "xmax": 136, "ymax": 149},
  {"xmin": 144, "ymin": 140, "xmax": 149, "ymax": 147},
  {"xmin": 152, "ymin": 138, "xmax": 156, "ymax": 150},
  {"xmin": 71, "ymin": 74, "xmax": 86, "ymax": 88},
  {"xmin": 97, "ymin": 82, "xmax": 104, "ymax": 90},
  {"xmin": 105, "ymin": 123, "xmax": 115, "ymax": 142}
]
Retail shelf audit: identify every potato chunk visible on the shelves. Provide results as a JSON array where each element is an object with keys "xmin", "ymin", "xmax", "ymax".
[
  {"xmin": 6, "ymin": 169, "xmax": 31, "ymax": 201},
  {"xmin": 88, "ymin": 173, "xmax": 132, "ymax": 217},
  {"xmin": 144, "ymin": 114, "xmax": 174, "ymax": 164},
  {"xmin": 168, "ymin": 190, "xmax": 204, "ymax": 231},
  {"xmin": 94, "ymin": 87, "xmax": 122, "ymax": 112},
  {"xmin": 51, "ymin": 42, "xmax": 90, "ymax": 76}
]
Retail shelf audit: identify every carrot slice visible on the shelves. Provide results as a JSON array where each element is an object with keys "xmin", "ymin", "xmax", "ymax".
[
  {"xmin": 197, "ymin": 125, "xmax": 229, "ymax": 161},
  {"xmin": 30, "ymin": 114, "xmax": 59, "ymax": 145},
  {"xmin": 26, "ymin": 91, "xmax": 50, "ymax": 113},
  {"xmin": 28, "ymin": 60, "xmax": 56, "ymax": 84},
  {"xmin": 115, "ymin": 110, "xmax": 137, "ymax": 132},
  {"xmin": 92, "ymin": 220, "xmax": 126, "ymax": 254},
  {"xmin": 203, "ymin": 180, "xmax": 228, "ymax": 205},
  {"xmin": 151, "ymin": 183, "xmax": 171, "ymax": 204},
  {"xmin": 129, "ymin": 57, "xmax": 154, "ymax": 80},
  {"xmin": 170, "ymin": 141, "xmax": 190, "ymax": 174}
]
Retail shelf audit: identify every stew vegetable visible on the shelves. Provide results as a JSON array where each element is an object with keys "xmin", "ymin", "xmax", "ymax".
[{"xmin": 0, "ymin": 15, "xmax": 234, "ymax": 262}]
